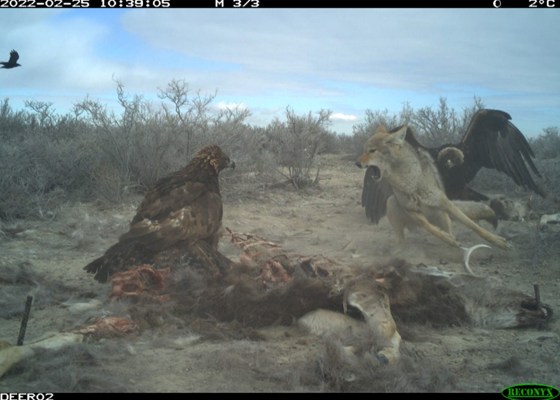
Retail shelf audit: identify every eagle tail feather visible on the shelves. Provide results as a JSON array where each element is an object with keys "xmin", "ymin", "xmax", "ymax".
[
  {"xmin": 83, "ymin": 256, "xmax": 112, "ymax": 283},
  {"xmin": 84, "ymin": 241, "xmax": 147, "ymax": 283}
]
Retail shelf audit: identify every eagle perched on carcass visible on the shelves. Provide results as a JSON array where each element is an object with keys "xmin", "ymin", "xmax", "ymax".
[
  {"xmin": 84, "ymin": 145, "xmax": 235, "ymax": 283},
  {"xmin": 360, "ymin": 109, "xmax": 545, "ymax": 224}
]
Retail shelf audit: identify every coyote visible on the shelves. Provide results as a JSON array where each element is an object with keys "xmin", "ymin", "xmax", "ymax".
[{"xmin": 356, "ymin": 125, "xmax": 510, "ymax": 250}]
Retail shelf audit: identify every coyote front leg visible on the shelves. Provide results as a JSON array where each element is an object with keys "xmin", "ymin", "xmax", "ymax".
[
  {"xmin": 442, "ymin": 199, "xmax": 510, "ymax": 249},
  {"xmin": 406, "ymin": 210, "xmax": 460, "ymax": 248}
]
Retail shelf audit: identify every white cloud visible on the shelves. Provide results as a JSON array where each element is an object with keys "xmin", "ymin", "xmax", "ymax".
[
  {"xmin": 331, "ymin": 113, "xmax": 357, "ymax": 122},
  {"xmin": 214, "ymin": 101, "xmax": 248, "ymax": 111}
]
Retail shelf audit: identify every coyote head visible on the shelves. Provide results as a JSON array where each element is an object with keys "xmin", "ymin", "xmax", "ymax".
[{"xmin": 355, "ymin": 125, "xmax": 408, "ymax": 182}]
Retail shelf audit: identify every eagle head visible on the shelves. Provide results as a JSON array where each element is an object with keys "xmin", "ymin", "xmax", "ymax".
[
  {"xmin": 195, "ymin": 145, "xmax": 236, "ymax": 174},
  {"xmin": 437, "ymin": 147, "xmax": 464, "ymax": 169}
]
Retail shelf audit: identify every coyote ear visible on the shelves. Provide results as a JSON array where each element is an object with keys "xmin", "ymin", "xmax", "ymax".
[
  {"xmin": 387, "ymin": 126, "xmax": 408, "ymax": 145},
  {"xmin": 377, "ymin": 124, "xmax": 388, "ymax": 133}
]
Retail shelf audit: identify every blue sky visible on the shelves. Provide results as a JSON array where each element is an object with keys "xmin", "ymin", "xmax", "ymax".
[{"xmin": 0, "ymin": 8, "xmax": 559, "ymax": 136}]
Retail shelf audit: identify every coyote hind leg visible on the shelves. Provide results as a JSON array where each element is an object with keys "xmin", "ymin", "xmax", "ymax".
[{"xmin": 443, "ymin": 199, "xmax": 510, "ymax": 249}]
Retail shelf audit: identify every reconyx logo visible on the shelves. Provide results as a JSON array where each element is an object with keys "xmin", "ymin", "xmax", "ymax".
[{"xmin": 501, "ymin": 383, "xmax": 560, "ymax": 400}]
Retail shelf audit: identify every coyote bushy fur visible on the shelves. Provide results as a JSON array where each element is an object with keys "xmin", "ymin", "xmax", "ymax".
[{"xmin": 356, "ymin": 125, "xmax": 510, "ymax": 250}]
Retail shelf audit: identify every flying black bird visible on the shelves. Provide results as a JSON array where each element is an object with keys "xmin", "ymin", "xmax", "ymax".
[
  {"xmin": 360, "ymin": 109, "xmax": 545, "ymax": 224},
  {"xmin": 1, "ymin": 50, "xmax": 21, "ymax": 69}
]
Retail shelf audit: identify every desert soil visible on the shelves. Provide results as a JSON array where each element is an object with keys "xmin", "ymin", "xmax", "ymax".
[{"xmin": 1, "ymin": 153, "xmax": 559, "ymax": 392}]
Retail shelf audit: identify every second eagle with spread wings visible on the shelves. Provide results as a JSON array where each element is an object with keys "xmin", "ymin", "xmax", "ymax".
[{"xmin": 359, "ymin": 109, "xmax": 545, "ymax": 224}]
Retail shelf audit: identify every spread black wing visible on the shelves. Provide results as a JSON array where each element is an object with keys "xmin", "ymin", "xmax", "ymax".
[
  {"xmin": 8, "ymin": 50, "xmax": 19, "ymax": 65},
  {"xmin": 457, "ymin": 109, "xmax": 545, "ymax": 197},
  {"xmin": 361, "ymin": 167, "xmax": 393, "ymax": 224},
  {"xmin": 1, "ymin": 50, "xmax": 20, "ymax": 68}
]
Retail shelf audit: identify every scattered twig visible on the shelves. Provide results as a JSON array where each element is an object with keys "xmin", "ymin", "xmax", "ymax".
[
  {"xmin": 533, "ymin": 284, "xmax": 541, "ymax": 309},
  {"xmin": 17, "ymin": 295, "xmax": 33, "ymax": 346}
]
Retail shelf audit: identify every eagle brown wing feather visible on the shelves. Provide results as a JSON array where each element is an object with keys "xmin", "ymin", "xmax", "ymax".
[
  {"xmin": 120, "ymin": 190, "xmax": 223, "ymax": 249},
  {"xmin": 131, "ymin": 174, "xmax": 215, "ymax": 223}
]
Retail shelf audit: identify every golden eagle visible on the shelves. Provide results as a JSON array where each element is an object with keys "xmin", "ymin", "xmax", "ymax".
[
  {"xmin": 359, "ymin": 109, "xmax": 545, "ymax": 223},
  {"xmin": 84, "ymin": 145, "xmax": 235, "ymax": 283},
  {"xmin": 1, "ymin": 50, "xmax": 21, "ymax": 69}
]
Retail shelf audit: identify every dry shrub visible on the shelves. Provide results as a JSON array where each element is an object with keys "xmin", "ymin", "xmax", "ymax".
[
  {"xmin": 265, "ymin": 108, "xmax": 332, "ymax": 189},
  {"xmin": 0, "ymin": 133, "xmax": 95, "ymax": 220},
  {"xmin": 1, "ymin": 91, "xmax": 558, "ymax": 222}
]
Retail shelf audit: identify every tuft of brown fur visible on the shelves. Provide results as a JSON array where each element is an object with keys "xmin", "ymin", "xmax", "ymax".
[{"xmin": 169, "ymin": 262, "xmax": 337, "ymax": 328}]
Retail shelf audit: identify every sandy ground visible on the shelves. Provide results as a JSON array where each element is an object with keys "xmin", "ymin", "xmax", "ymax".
[{"xmin": 1, "ymin": 154, "xmax": 559, "ymax": 392}]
